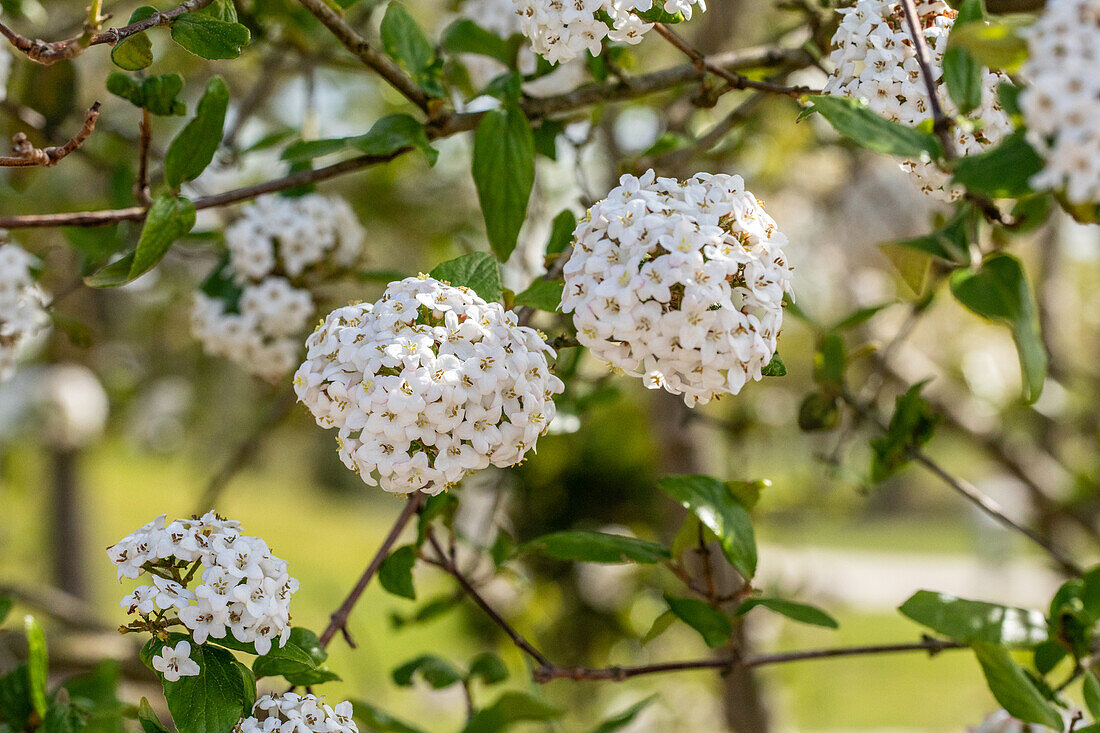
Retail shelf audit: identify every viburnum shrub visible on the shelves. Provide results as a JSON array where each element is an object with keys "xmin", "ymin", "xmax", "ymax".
[{"xmin": 0, "ymin": 0, "xmax": 1098, "ymax": 730}]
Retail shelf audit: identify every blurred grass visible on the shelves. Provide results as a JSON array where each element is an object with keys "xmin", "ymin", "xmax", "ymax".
[{"xmin": 0, "ymin": 438, "xmax": 1003, "ymax": 731}]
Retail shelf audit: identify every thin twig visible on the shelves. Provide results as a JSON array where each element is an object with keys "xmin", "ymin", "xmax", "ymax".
[
  {"xmin": 650, "ymin": 23, "xmax": 815, "ymax": 99},
  {"xmin": 841, "ymin": 391, "xmax": 1083, "ymax": 576},
  {"xmin": 295, "ymin": 0, "xmax": 432, "ymax": 115},
  {"xmin": 0, "ymin": 0, "xmax": 214, "ymax": 65},
  {"xmin": 319, "ymin": 494, "xmax": 425, "ymax": 648},
  {"xmin": 0, "ymin": 45, "xmax": 811, "ymax": 229},
  {"xmin": 896, "ymin": 0, "xmax": 953, "ymax": 158},
  {"xmin": 0, "ymin": 103, "xmax": 100, "ymax": 167}
]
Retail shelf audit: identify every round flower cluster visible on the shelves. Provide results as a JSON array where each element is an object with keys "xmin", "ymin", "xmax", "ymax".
[
  {"xmin": 235, "ymin": 694, "xmax": 358, "ymax": 733},
  {"xmin": 294, "ymin": 276, "xmax": 564, "ymax": 494},
  {"xmin": 514, "ymin": 0, "xmax": 706, "ymax": 65},
  {"xmin": 560, "ymin": 169, "xmax": 793, "ymax": 407},
  {"xmin": 1020, "ymin": 0, "xmax": 1100, "ymax": 204},
  {"xmin": 0, "ymin": 242, "xmax": 50, "ymax": 381},
  {"xmin": 108, "ymin": 512, "xmax": 299, "ymax": 655},
  {"xmin": 823, "ymin": 0, "xmax": 1013, "ymax": 200},
  {"xmin": 191, "ymin": 194, "xmax": 364, "ymax": 381}
]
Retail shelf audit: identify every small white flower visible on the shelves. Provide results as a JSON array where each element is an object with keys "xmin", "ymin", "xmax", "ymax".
[
  {"xmin": 235, "ymin": 694, "xmax": 359, "ymax": 733},
  {"xmin": 0, "ymin": 241, "xmax": 51, "ymax": 381},
  {"xmin": 152, "ymin": 640, "xmax": 200, "ymax": 682}
]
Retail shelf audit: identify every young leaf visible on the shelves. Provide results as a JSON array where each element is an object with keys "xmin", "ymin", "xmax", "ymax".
[
  {"xmin": 806, "ymin": 95, "xmax": 943, "ymax": 159},
  {"xmin": 429, "ymin": 252, "xmax": 503, "ymax": 302},
  {"xmin": 972, "ymin": 643, "xmax": 1065, "ymax": 731},
  {"xmin": 467, "ymin": 653, "xmax": 509, "ymax": 686},
  {"xmin": 353, "ymin": 113, "xmax": 438, "ymax": 165},
  {"xmin": 141, "ymin": 74, "xmax": 187, "ymax": 116},
  {"xmin": 1083, "ymin": 672, "xmax": 1100, "ymax": 720},
  {"xmin": 164, "ymin": 76, "xmax": 229, "ymax": 188},
  {"xmin": 513, "ymin": 278, "xmax": 563, "ymax": 312},
  {"xmin": 870, "ymin": 382, "xmax": 937, "ymax": 482},
  {"xmin": 24, "ymin": 616, "xmax": 47, "ymax": 718},
  {"xmin": 170, "ymin": 13, "xmax": 250, "ymax": 59},
  {"xmin": 882, "ymin": 204, "xmax": 973, "ymax": 265},
  {"xmin": 641, "ymin": 610, "xmax": 675, "ymax": 645},
  {"xmin": 736, "ymin": 598, "xmax": 839, "ymax": 629},
  {"xmin": 952, "ymin": 132, "xmax": 1044, "ymax": 199},
  {"xmin": 472, "ymin": 104, "xmax": 535, "ymax": 261},
  {"xmin": 545, "ymin": 209, "xmax": 576, "ymax": 256},
  {"xmin": 111, "ymin": 7, "xmax": 156, "ymax": 70},
  {"xmin": 761, "ymin": 352, "xmax": 786, "ymax": 377},
  {"xmin": 899, "ymin": 591, "xmax": 1048, "ymax": 646},
  {"xmin": 590, "ymin": 695, "xmax": 658, "ymax": 733},
  {"xmin": 380, "ymin": 4, "xmax": 444, "ymax": 97},
  {"xmin": 132, "ymin": 194, "xmax": 197, "ymax": 279},
  {"xmin": 657, "ymin": 474, "xmax": 757, "ymax": 579},
  {"xmin": 392, "ymin": 655, "xmax": 463, "ymax": 689},
  {"xmin": 525, "ymin": 530, "xmax": 670, "ymax": 564},
  {"xmin": 138, "ymin": 697, "xmax": 169, "ymax": 733},
  {"xmin": 950, "ymin": 253, "xmax": 1047, "ymax": 402},
  {"xmin": 462, "ymin": 691, "xmax": 561, "ymax": 733},
  {"xmin": 664, "ymin": 595, "xmax": 733, "ymax": 649},
  {"xmin": 943, "ymin": 0, "xmax": 984, "ymax": 114},
  {"xmin": 379, "ymin": 545, "xmax": 417, "ymax": 600}
]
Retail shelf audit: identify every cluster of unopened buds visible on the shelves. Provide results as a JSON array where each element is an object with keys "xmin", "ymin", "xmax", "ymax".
[
  {"xmin": 823, "ymin": 0, "xmax": 1013, "ymax": 200},
  {"xmin": 1020, "ymin": 0, "xmax": 1100, "ymax": 204},
  {"xmin": 294, "ymin": 276, "xmax": 564, "ymax": 494},
  {"xmin": 191, "ymin": 194, "xmax": 365, "ymax": 381},
  {"xmin": 108, "ymin": 512, "xmax": 299, "ymax": 658},
  {"xmin": 561, "ymin": 170, "xmax": 792, "ymax": 407},
  {"xmin": 513, "ymin": 0, "xmax": 706, "ymax": 64},
  {"xmin": 235, "ymin": 693, "xmax": 358, "ymax": 733},
  {"xmin": 0, "ymin": 241, "xmax": 51, "ymax": 381}
]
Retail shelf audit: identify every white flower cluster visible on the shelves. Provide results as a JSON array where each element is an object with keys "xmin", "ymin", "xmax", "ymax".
[
  {"xmin": 236, "ymin": 693, "xmax": 358, "ymax": 733},
  {"xmin": 0, "ymin": 243, "xmax": 50, "ymax": 381},
  {"xmin": 191, "ymin": 194, "xmax": 364, "ymax": 381},
  {"xmin": 295, "ymin": 276, "xmax": 564, "ymax": 494},
  {"xmin": 514, "ymin": 0, "xmax": 706, "ymax": 65},
  {"xmin": 560, "ymin": 170, "xmax": 792, "ymax": 407},
  {"xmin": 823, "ymin": 0, "xmax": 1013, "ymax": 200},
  {"xmin": 108, "ymin": 512, "xmax": 299, "ymax": 655},
  {"xmin": 1020, "ymin": 0, "xmax": 1100, "ymax": 204}
]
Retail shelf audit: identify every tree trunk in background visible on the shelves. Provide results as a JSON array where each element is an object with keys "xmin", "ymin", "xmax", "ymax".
[
  {"xmin": 50, "ymin": 449, "xmax": 88, "ymax": 600},
  {"xmin": 649, "ymin": 390, "xmax": 771, "ymax": 733}
]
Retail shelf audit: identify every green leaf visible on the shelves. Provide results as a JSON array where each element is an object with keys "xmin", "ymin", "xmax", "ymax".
[
  {"xmin": 807, "ymin": 95, "xmax": 943, "ymax": 159},
  {"xmin": 354, "ymin": 113, "xmax": 438, "ymax": 165},
  {"xmin": 280, "ymin": 137, "xmax": 358, "ymax": 162},
  {"xmin": 884, "ymin": 204, "xmax": 973, "ymax": 265},
  {"xmin": 870, "ymin": 382, "xmax": 938, "ymax": 482},
  {"xmin": 472, "ymin": 104, "xmax": 535, "ymax": 261},
  {"xmin": 42, "ymin": 697, "xmax": 85, "ymax": 733},
  {"xmin": 664, "ymin": 595, "xmax": 732, "ymax": 649},
  {"xmin": 657, "ymin": 474, "xmax": 757, "ymax": 579},
  {"xmin": 972, "ymin": 643, "xmax": 1064, "ymax": 730},
  {"xmin": 641, "ymin": 610, "xmax": 675, "ymax": 645},
  {"xmin": 812, "ymin": 333, "xmax": 846, "ymax": 392},
  {"xmin": 429, "ymin": 252, "xmax": 503, "ymax": 302},
  {"xmin": 138, "ymin": 698, "xmax": 169, "ymax": 733},
  {"xmin": 880, "ymin": 241, "xmax": 934, "ymax": 295},
  {"xmin": 380, "ymin": 3, "xmax": 444, "ymax": 98},
  {"xmin": 532, "ymin": 119, "xmax": 564, "ymax": 160},
  {"xmin": 145, "ymin": 636, "xmax": 254, "ymax": 733},
  {"xmin": 526, "ymin": 530, "xmax": 670, "ymax": 564},
  {"xmin": 132, "ymin": 194, "xmax": 197, "ymax": 279},
  {"xmin": 943, "ymin": 0, "xmax": 984, "ymax": 114},
  {"xmin": 761, "ymin": 352, "xmax": 786, "ymax": 377},
  {"xmin": 0, "ymin": 594, "xmax": 12, "ymax": 625},
  {"xmin": 634, "ymin": 5, "xmax": 685, "ymax": 22},
  {"xmin": 379, "ymin": 545, "xmax": 417, "ymax": 600},
  {"xmin": 1084, "ymin": 672, "xmax": 1100, "ymax": 720},
  {"xmin": 950, "ymin": 253, "xmax": 1047, "ymax": 402},
  {"xmin": 947, "ymin": 17, "xmax": 1029, "ymax": 72},
  {"xmin": 899, "ymin": 591, "xmax": 1047, "ymax": 646},
  {"xmin": 513, "ymin": 278, "xmax": 563, "ymax": 311},
  {"xmin": 252, "ymin": 628, "xmax": 340, "ymax": 686},
  {"xmin": 545, "ymin": 209, "xmax": 576, "ymax": 255},
  {"xmin": 24, "ymin": 616, "xmax": 47, "ymax": 718},
  {"xmin": 170, "ymin": 13, "xmax": 250, "ymax": 59},
  {"xmin": 392, "ymin": 655, "xmax": 463, "ymax": 689},
  {"xmin": 462, "ymin": 691, "xmax": 561, "ymax": 733},
  {"xmin": 141, "ymin": 74, "xmax": 187, "ymax": 116},
  {"xmin": 0, "ymin": 665, "xmax": 34, "ymax": 729},
  {"xmin": 1082, "ymin": 565, "xmax": 1100, "ymax": 621},
  {"xmin": 441, "ymin": 19, "xmax": 521, "ymax": 67},
  {"xmin": 467, "ymin": 653, "xmax": 509, "ymax": 686},
  {"xmin": 111, "ymin": 7, "xmax": 156, "ymax": 70},
  {"xmin": 952, "ymin": 132, "xmax": 1043, "ymax": 199},
  {"xmin": 164, "ymin": 76, "xmax": 229, "ymax": 188},
  {"xmin": 200, "ymin": 0, "xmax": 239, "ymax": 22},
  {"xmin": 737, "ymin": 598, "xmax": 838, "ymax": 629},
  {"xmin": 348, "ymin": 699, "xmax": 426, "ymax": 733},
  {"xmin": 589, "ymin": 695, "xmax": 658, "ymax": 733},
  {"xmin": 1032, "ymin": 641, "xmax": 1067, "ymax": 675},
  {"xmin": 417, "ymin": 492, "xmax": 459, "ymax": 545}
]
